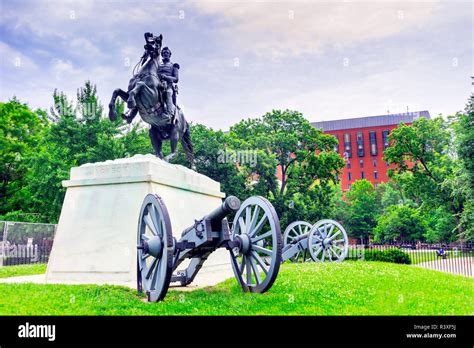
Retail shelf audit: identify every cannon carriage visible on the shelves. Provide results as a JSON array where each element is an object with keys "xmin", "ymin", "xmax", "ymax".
[
  {"xmin": 136, "ymin": 191, "xmax": 348, "ymax": 302},
  {"xmin": 137, "ymin": 194, "xmax": 282, "ymax": 302},
  {"xmin": 281, "ymin": 220, "xmax": 349, "ymax": 263}
]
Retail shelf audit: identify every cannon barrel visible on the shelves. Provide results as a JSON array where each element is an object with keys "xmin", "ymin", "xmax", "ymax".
[
  {"xmin": 181, "ymin": 196, "xmax": 241, "ymax": 237},
  {"xmin": 205, "ymin": 196, "xmax": 241, "ymax": 224}
]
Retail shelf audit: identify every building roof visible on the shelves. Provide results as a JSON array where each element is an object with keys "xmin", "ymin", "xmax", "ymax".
[{"xmin": 311, "ymin": 111, "xmax": 431, "ymax": 132}]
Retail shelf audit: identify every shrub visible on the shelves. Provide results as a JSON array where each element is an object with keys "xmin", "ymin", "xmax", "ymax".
[
  {"xmin": 364, "ymin": 248, "xmax": 411, "ymax": 264},
  {"xmin": 363, "ymin": 249, "xmax": 384, "ymax": 261},
  {"xmin": 383, "ymin": 249, "xmax": 412, "ymax": 264}
]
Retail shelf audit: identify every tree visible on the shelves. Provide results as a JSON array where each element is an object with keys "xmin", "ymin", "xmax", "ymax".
[
  {"xmin": 384, "ymin": 116, "xmax": 464, "ymax": 239},
  {"xmin": 376, "ymin": 181, "xmax": 405, "ymax": 213},
  {"xmin": 171, "ymin": 123, "xmax": 248, "ymax": 199},
  {"xmin": 373, "ymin": 205, "xmax": 426, "ymax": 242},
  {"xmin": 422, "ymin": 206, "xmax": 457, "ymax": 243},
  {"xmin": 15, "ymin": 81, "xmax": 130, "ymax": 222},
  {"xmin": 451, "ymin": 94, "xmax": 474, "ymax": 241},
  {"xmin": 0, "ymin": 98, "xmax": 47, "ymax": 216},
  {"xmin": 342, "ymin": 179, "xmax": 380, "ymax": 243},
  {"xmin": 278, "ymin": 181, "xmax": 341, "ymax": 228},
  {"xmin": 227, "ymin": 109, "xmax": 344, "ymax": 227}
]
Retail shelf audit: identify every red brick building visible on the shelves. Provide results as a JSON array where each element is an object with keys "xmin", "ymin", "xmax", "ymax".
[{"xmin": 311, "ymin": 111, "xmax": 431, "ymax": 191}]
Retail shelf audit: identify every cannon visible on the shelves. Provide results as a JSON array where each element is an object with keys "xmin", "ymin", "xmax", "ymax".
[
  {"xmin": 137, "ymin": 194, "xmax": 282, "ymax": 302},
  {"xmin": 281, "ymin": 220, "xmax": 349, "ymax": 263}
]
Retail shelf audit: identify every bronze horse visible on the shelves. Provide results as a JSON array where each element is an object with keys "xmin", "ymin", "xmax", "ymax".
[{"xmin": 108, "ymin": 33, "xmax": 194, "ymax": 166}]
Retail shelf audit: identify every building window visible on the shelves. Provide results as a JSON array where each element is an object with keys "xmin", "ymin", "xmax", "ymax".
[
  {"xmin": 361, "ymin": 172, "xmax": 365, "ymax": 179},
  {"xmin": 374, "ymin": 171, "xmax": 378, "ymax": 179},
  {"xmin": 369, "ymin": 131, "xmax": 377, "ymax": 156},
  {"xmin": 360, "ymin": 159, "xmax": 364, "ymax": 168},
  {"xmin": 348, "ymin": 172, "xmax": 352, "ymax": 181},
  {"xmin": 333, "ymin": 135, "xmax": 339, "ymax": 153},
  {"xmin": 372, "ymin": 159, "xmax": 377, "ymax": 167},
  {"xmin": 348, "ymin": 184, "xmax": 352, "ymax": 190},
  {"xmin": 356, "ymin": 132, "xmax": 364, "ymax": 157},
  {"xmin": 347, "ymin": 161, "xmax": 351, "ymax": 169},
  {"xmin": 343, "ymin": 133, "xmax": 352, "ymax": 158},
  {"xmin": 374, "ymin": 182, "xmax": 379, "ymax": 188},
  {"xmin": 382, "ymin": 130, "xmax": 390, "ymax": 149}
]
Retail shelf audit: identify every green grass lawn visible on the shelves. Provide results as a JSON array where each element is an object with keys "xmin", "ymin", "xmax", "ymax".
[
  {"xmin": 0, "ymin": 263, "xmax": 47, "ymax": 278},
  {"xmin": 0, "ymin": 262, "xmax": 472, "ymax": 315}
]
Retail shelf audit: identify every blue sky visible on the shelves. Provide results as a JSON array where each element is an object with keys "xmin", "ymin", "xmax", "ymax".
[{"xmin": 0, "ymin": 0, "xmax": 472, "ymax": 130}]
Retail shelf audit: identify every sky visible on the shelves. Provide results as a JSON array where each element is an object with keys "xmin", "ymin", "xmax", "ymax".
[{"xmin": 0, "ymin": 0, "xmax": 472, "ymax": 130}]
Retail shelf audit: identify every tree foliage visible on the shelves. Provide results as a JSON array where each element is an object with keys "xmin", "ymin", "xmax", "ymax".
[
  {"xmin": 172, "ymin": 123, "xmax": 248, "ymax": 199},
  {"xmin": 0, "ymin": 98, "xmax": 47, "ymax": 216},
  {"xmin": 340, "ymin": 179, "xmax": 380, "ymax": 242},
  {"xmin": 383, "ymin": 116, "xmax": 465, "ymax": 240},
  {"xmin": 228, "ymin": 109, "xmax": 344, "ymax": 227},
  {"xmin": 373, "ymin": 205, "xmax": 426, "ymax": 242},
  {"xmin": 451, "ymin": 94, "xmax": 474, "ymax": 241},
  {"xmin": 1, "ymin": 82, "xmax": 143, "ymax": 222}
]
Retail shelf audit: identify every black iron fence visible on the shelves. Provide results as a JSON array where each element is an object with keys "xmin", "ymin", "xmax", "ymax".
[
  {"xmin": 347, "ymin": 242, "xmax": 474, "ymax": 277},
  {"xmin": 0, "ymin": 221, "xmax": 56, "ymax": 267}
]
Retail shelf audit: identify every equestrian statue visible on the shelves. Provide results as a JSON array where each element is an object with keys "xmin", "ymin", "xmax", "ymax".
[{"xmin": 108, "ymin": 33, "xmax": 194, "ymax": 167}]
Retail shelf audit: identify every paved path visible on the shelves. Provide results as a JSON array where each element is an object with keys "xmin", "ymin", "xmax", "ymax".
[
  {"xmin": 0, "ymin": 274, "xmax": 137, "ymax": 288},
  {"xmin": 414, "ymin": 257, "xmax": 473, "ymax": 277},
  {"xmin": 0, "ymin": 267, "xmax": 235, "ymax": 290}
]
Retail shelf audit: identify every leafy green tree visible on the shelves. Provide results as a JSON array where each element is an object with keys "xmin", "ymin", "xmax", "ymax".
[
  {"xmin": 278, "ymin": 182, "xmax": 341, "ymax": 228},
  {"xmin": 227, "ymin": 109, "xmax": 344, "ymax": 227},
  {"xmin": 172, "ymin": 123, "xmax": 248, "ymax": 199},
  {"xmin": 342, "ymin": 179, "xmax": 380, "ymax": 243},
  {"xmin": 376, "ymin": 181, "xmax": 405, "ymax": 213},
  {"xmin": 373, "ymin": 205, "xmax": 427, "ymax": 242},
  {"xmin": 0, "ymin": 98, "xmax": 47, "ymax": 216},
  {"xmin": 374, "ymin": 179, "xmax": 454, "ymax": 242},
  {"xmin": 451, "ymin": 94, "xmax": 474, "ymax": 241},
  {"xmin": 16, "ymin": 81, "xmax": 129, "ymax": 222},
  {"xmin": 422, "ymin": 206, "xmax": 457, "ymax": 243},
  {"xmin": 384, "ymin": 116, "xmax": 464, "ymax": 239},
  {"xmin": 0, "ymin": 210, "xmax": 44, "ymax": 223}
]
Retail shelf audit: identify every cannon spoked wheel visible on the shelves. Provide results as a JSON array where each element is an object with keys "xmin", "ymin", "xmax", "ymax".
[
  {"xmin": 308, "ymin": 219, "xmax": 348, "ymax": 262},
  {"xmin": 230, "ymin": 196, "xmax": 282, "ymax": 293},
  {"xmin": 137, "ymin": 194, "xmax": 173, "ymax": 302},
  {"xmin": 283, "ymin": 221, "xmax": 313, "ymax": 262}
]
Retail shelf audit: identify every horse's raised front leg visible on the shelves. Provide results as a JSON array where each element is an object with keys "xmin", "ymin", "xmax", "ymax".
[
  {"xmin": 149, "ymin": 126, "xmax": 164, "ymax": 159},
  {"xmin": 108, "ymin": 88, "xmax": 129, "ymax": 121},
  {"xmin": 164, "ymin": 127, "xmax": 179, "ymax": 162}
]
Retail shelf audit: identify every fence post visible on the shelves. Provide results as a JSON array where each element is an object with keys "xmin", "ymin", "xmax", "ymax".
[{"xmin": 0, "ymin": 222, "xmax": 7, "ymax": 267}]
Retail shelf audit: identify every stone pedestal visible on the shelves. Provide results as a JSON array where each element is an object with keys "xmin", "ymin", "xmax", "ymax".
[{"xmin": 46, "ymin": 155, "xmax": 234, "ymax": 288}]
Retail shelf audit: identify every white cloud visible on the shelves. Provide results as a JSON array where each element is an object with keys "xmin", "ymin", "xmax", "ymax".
[
  {"xmin": 274, "ymin": 61, "xmax": 470, "ymax": 122},
  {"xmin": 190, "ymin": 1, "xmax": 441, "ymax": 58},
  {"xmin": 0, "ymin": 41, "xmax": 39, "ymax": 71},
  {"xmin": 68, "ymin": 38, "xmax": 102, "ymax": 57},
  {"xmin": 3, "ymin": 0, "xmax": 173, "ymax": 41}
]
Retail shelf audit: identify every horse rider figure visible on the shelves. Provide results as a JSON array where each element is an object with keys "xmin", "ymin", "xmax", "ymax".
[
  {"xmin": 108, "ymin": 33, "xmax": 194, "ymax": 167},
  {"xmin": 157, "ymin": 46, "xmax": 179, "ymax": 131}
]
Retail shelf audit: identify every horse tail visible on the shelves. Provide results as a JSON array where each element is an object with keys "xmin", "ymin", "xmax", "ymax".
[{"xmin": 181, "ymin": 122, "xmax": 194, "ymax": 165}]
